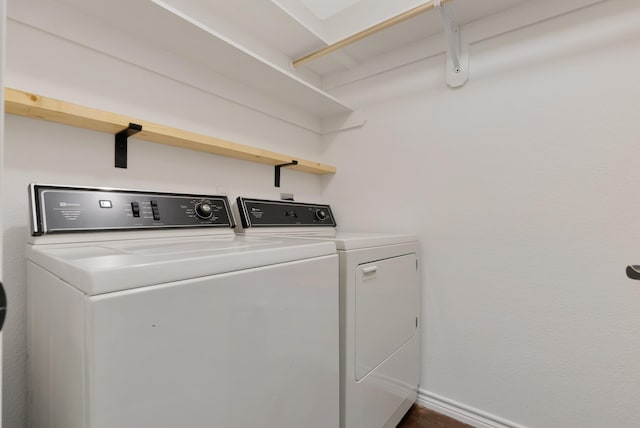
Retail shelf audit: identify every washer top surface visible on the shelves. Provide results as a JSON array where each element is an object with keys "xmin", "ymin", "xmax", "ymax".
[{"xmin": 27, "ymin": 233, "xmax": 335, "ymax": 296}]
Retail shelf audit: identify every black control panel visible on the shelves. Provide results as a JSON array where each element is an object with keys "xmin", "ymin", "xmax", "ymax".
[
  {"xmin": 30, "ymin": 184, "xmax": 235, "ymax": 235},
  {"xmin": 237, "ymin": 197, "xmax": 336, "ymax": 228}
]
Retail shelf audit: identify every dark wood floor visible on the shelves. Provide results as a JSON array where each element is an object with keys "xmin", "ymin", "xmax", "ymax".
[{"xmin": 397, "ymin": 405, "xmax": 472, "ymax": 428}]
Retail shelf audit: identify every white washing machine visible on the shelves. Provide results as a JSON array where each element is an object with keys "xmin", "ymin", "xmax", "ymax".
[
  {"xmin": 235, "ymin": 197, "xmax": 421, "ymax": 428},
  {"xmin": 26, "ymin": 185, "xmax": 339, "ymax": 428}
]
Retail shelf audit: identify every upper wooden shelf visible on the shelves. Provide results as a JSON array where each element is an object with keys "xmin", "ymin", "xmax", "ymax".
[{"xmin": 4, "ymin": 88, "xmax": 336, "ymax": 175}]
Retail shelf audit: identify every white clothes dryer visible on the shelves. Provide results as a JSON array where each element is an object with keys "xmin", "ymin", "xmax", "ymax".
[
  {"xmin": 235, "ymin": 197, "xmax": 421, "ymax": 428},
  {"xmin": 26, "ymin": 185, "xmax": 339, "ymax": 428}
]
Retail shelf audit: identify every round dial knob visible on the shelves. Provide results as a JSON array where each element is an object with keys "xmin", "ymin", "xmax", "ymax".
[
  {"xmin": 315, "ymin": 209, "xmax": 328, "ymax": 221},
  {"xmin": 195, "ymin": 201, "xmax": 214, "ymax": 219}
]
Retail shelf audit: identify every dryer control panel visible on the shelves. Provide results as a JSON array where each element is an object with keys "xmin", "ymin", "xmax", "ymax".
[
  {"xmin": 30, "ymin": 184, "xmax": 235, "ymax": 235},
  {"xmin": 237, "ymin": 197, "xmax": 336, "ymax": 228}
]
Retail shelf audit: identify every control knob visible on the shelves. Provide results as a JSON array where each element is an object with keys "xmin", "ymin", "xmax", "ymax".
[
  {"xmin": 315, "ymin": 209, "xmax": 328, "ymax": 221},
  {"xmin": 195, "ymin": 201, "xmax": 214, "ymax": 219}
]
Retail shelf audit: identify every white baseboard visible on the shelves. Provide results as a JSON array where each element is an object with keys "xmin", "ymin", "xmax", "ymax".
[{"xmin": 417, "ymin": 389, "xmax": 527, "ymax": 428}]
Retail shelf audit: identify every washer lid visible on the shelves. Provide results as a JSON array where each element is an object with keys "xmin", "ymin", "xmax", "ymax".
[{"xmin": 26, "ymin": 235, "xmax": 336, "ymax": 295}]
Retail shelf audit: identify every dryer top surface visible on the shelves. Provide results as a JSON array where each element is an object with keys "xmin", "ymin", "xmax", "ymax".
[{"xmin": 239, "ymin": 230, "xmax": 417, "ymax": 251}]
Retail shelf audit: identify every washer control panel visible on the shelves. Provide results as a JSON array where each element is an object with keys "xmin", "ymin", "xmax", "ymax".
[
  {"xmin": 30, "ymin": 184, "xmax": 235, "ymax": 235},
  {"xmin": 237, "ymin": 197, "xmax": 336, "ymax": 228}
]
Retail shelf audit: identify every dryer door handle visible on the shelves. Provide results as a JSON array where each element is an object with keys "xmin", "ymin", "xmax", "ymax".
[
  {"xmin": 362, "ymin": 266, "xmax": 377, "ymax": 275},
  {"xmin": 0, "ymin": 281, "xmax": 5, "ymax": 332}
]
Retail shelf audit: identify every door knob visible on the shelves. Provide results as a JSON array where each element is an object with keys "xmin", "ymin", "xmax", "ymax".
[
  {"xmin": 626, "ymin": 265, "xmax": 640, "ymax": 280},
  {"xmin": 0, "ymin": 282, "xmax": 6, "ymax": 331}
]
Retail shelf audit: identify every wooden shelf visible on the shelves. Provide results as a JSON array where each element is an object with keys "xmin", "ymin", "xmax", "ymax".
[{"xmin": 4, "ymin": 88, "xmax": 336, "ymax": 175}]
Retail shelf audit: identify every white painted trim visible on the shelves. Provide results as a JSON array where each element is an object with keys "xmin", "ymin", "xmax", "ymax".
[
  {"xmin": 417, "ymin": 389, "xmax": 528, "ymax": 428},
  {"xmin": 322, "ymin": 0, "xmax": 607, "ymax": 90}
]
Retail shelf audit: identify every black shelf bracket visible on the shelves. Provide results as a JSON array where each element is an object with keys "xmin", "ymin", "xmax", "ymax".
[
  {"xmin": 274, "ymin": 160, "xmax": 298, "ymax": 188},
  {"xmin": 115, "ymin": 123, "xmax": 143, "ymax": 168}
]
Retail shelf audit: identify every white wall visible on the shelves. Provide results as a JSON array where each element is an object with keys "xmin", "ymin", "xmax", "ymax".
[
  {"xmin": 323, "ymin": 0, "xmax": 640, "ymax": 427},
  {"xmin": 1, "ymin": 14, "xmax": 326, "ymax": 428}
]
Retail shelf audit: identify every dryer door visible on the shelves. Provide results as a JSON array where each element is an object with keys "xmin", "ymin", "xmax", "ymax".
[{"xmin": 355, "ymin": 253, "xmax": 418, "ymax": 380}]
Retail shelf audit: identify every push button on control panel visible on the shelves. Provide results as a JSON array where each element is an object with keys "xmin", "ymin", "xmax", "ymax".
[
  {"xmin": 151, "ymin": 200, "xmax": 160, "ymax": 220},
  {"xmin": 131, "ymin": 202, "xmax": 140, "ymax": 217}
]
